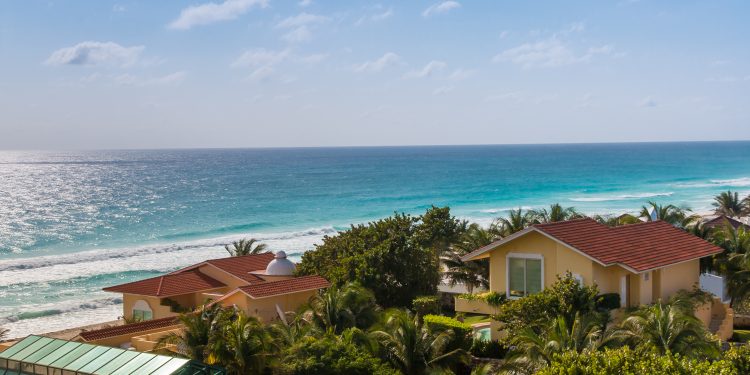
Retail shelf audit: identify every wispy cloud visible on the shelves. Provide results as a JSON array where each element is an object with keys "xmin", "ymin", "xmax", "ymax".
[
  {"xmin": 168, "ymin": 0, "xmax": 267, "ymax": 30},
  {"xmin": 114, "ymin": 71, "xmax": 187, "ymax": 86},
  {"xmin": 45, "ymin": 41, "xmax": 144, "ymax": 67},
  {"xmin": 112, "ymin": 4, "xmax": 126, "ymax": 12},
  {"xmin": 484, "ymin": 92, "xmax": 524, "ymax": 103},
  {"xmin": 298, "ymin": 53, "xmax": 328, "ymax": 64},
  {"xmin": 422, "ymin": 1, "xmax": 461, "ymax": 17},
  {"xmin": 447, "ymin": 68, "xmax": 475, "ymax": 81},
  {"xmin": 232, "ymin": 48, "xmax": 291, "ymax": 81},
  {"xmin": 355, "ymin": 5, "xmax": 394, "ymax": 26},
  {"xmin": 276, "ymin": 12, "xmax": 329, "ymax": 43},
  {"xmin": 298, "ymin": 0, "xmax": 313, "ymax": 7},
  {"xmin": 493, "ymin": 37, "xmax": 614, "ymax": 68},
  {"xmin": 403, "ymin": 60, "xmax": 446, "ymax": 79},
  {"xmin": 638, "ymin": 96, "xmax": 658, "ymax": 108},
  {"xmin": 354, "ymin": 52, "xmax": 401, "ymax": 73}
]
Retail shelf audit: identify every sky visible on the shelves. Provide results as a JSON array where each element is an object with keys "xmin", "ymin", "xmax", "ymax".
[{"xmin": 0, "ymin": 0, "xmax": 748, "ymax": 149}]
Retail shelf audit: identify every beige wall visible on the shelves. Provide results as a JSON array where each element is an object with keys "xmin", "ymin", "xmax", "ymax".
[
  {"xmin": 122, "ymin": 294, "xmax": 175, "ymax": 321},
  {"xmin": 487, "ymin": 231, "xmax": 595, "ymax": 295},
  {"xmin": 218, "ymin": 290, "xmax": 317, "ymax": 323},
  {"xmin": 197, "ymin": 264, "xmax": 249, "ymax": 289},
  {"xmin": 658, "ymin": 259, "xmax": 700, "ymax": 301}
]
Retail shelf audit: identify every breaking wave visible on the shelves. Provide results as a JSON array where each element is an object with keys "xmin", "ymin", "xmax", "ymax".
[{"xmin": 569, "ymin": 192, "xmax": 674, "ymax": 202}]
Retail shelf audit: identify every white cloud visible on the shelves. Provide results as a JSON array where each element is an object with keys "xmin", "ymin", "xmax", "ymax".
[
  {"xmin": 484, "ymin": 92, "xmax": 525, "ymax": 103},
  {"xmin": 248, "ymin": 66, "xmax": 275, "ymax": 81},
  {"xmin": 232, "ymin": 48, "xmax": 290, "ymax": 68},
  {"xmin": 447, "ymin": 68, "xmax": 474, "ymax": 81},
  {"xmin": 112, "ymin": 4, "xmax": 126, "ymax": 12},
  {"xmin": 298, "ymin": 53, "xmax": 328, "ymax": 64},
  {"xmin": 354, "ymin": 52, "xmax": 401, "ymax": 73},
  {"xmin": 114, "ymin": 71, "xmax": 187, "ymax": 86},
  {"xmin": 276, "ymin": 13, "xmax": 329, "ymax": 43},
  {"xmin": 298, "ymin": 0, "xmax": 313, "ymax": 7},
  {"xmin": 45, "ymin": 41, "xmax": 144, "ymax": 67},
  {"xmin": 638, "ymin": 96, "xmax": 658, "ymax": 108},
  {"xmin": 403, "ymin": 60, "xmax": 446, "ymax": 79},
  {"xmin": 355, "ymin": 6, "xmax": 394, "ymax": 26},
  {"xmin": 168, "ymin": 0, "xmax": 267, "ymax": 30},
  {"xmin": 422, "ymin": 1, "xmax": 461, "ymax": 17},
  {"xmin": 498, "ymin": 30, "xmax": 509, "ymax": 39},
  {"xmin": 493, "ymin": 37, "xmax": 614, "ymax": 68}
]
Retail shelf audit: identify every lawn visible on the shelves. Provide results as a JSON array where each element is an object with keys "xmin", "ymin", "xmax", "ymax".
[
  {"xmin": 462, "ymin": 314, "xmax": 491, "ymax": 325},
  {"xmin": 732, "ymin": 329, "xmax": 750, "ymax": 343}
]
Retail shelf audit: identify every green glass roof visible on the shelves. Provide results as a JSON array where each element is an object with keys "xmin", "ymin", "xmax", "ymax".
[{"xmin": 0, "ymin": 335, "xmax": 192, "ymax": 374}]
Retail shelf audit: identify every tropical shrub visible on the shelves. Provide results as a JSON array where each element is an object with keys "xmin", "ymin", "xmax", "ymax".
[
  {"xmin": 469, "ymin": 339, "xmax": 508, "ymax": 359},
  {"xmin": 297, "ymin": 206, "xmax": 466, "ymax": 308},
  {"xmin": 596, "ymin": 293, "xmax": 621, "ymax": 311},
  {"xmin": 412, "ymin": 296, "xmax": 441, "ymax": 316},
  {"xmin": 305, "ymin": 283, "xmax": 379, "ymax": 334},
  {"xmin": 279, "ymin": 334, "xmax": 399, "ymax": 375},
  {"xmin": 423, "ymin": 314, "xmax": 473, "ymax": 351}
]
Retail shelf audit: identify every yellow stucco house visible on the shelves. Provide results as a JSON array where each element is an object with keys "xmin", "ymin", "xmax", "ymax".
[
  {"xmin": 78, "ymin": 251, "xmax": 328, "ymax": 349},
  {"xmin": 458, "ymin": 218, "xmax": 733, "ymax": 340}
]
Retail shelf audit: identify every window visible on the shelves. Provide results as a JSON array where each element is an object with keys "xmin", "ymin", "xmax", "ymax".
[
  {"xmin": 132, "ymin": 309, "xmax": 153, "ymax": 321},
  {"xmin": 573, "ymin": 273, "xmax": 584, "ymax": 285},
  {"xmin": 507, "ymin": 253, "xmax": 543, "ymax": 298}
]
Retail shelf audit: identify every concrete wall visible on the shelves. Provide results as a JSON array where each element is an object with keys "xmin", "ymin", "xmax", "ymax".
[
  {"xmin": 659, "ymin": 259, "xmax": 700, "ymax": 301},
  {"xmin": 217, "ymin": 290, "xmax": 317, "ymax": 323}
]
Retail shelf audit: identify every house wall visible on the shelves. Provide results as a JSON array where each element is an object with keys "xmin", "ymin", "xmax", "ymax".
[
  {"xmin": 87, "ymin": 324, "xmax": 183, "ymax": 348},
  {"xmin": 218, "ymin": 290, "xmax": 317, "ymax": 323},
  {"xmin": 487, "ymin": 231, "xmax": 596, "ymax": 296},
  {"xmin": 197, "ymin": 264, "xmax": 249, "ymax": 289},
  {"xmin": 591, "ymin": 264, "xmax": 631, "ymax": 296},
  {"xmin": 659, "ymin": 259, "xmax": 700, "ymax": 301},
  {"xmin": 122, "ymin": 294, "xmax": 175, "ymax": 321}
]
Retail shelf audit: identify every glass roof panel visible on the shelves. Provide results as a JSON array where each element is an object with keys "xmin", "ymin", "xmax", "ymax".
[
  {"xmin": 149, "ymin": 358, "xmax": 190, "ymax": 375},
  {"xmin": 36, "ymin": 341, "xmax": 81, "ymax": 366},
  {"xmin": 77, "ymin": 348, "xmax": 127, "ymax": 374},
  {"xmin": 21, "ymin": 339, "xmax": 66, "ymax": 363},
  {"xmin": 50, "ymin": 343, "xmax": 96, "ymax": 369},
  {"xmin": 92, "ymin": 350, "xmax": 139, "ymax": 375},
  {"xmin": 109, "ymin": 353, "xmax": 158, "ymax": 375},
  {"xmin": 120, "ymin": 355, "xmax": 170, "ymax": 375},
  {"xmin": 0, "ymin": 336, "xmax": 40, "ymax": 359},
  {"xmin": 7, "ymin": 336, "xmax": 54, "ymax": 361},
  {"xmin": 63, "ymin": 345, "xmax": 110, "ymax": 371}
]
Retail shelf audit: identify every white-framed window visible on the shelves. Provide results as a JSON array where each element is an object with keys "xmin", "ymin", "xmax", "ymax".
[
  {"xmin": 506, "ymin": 253, "xmax": 544, "ymax": 299},
  {"xmin": 573, "ymin": 273, "xmax": 584, "ymax": 285},
  {"xmin": 132, "ymin": 300, "xmax": 153, "ymax": 321}
]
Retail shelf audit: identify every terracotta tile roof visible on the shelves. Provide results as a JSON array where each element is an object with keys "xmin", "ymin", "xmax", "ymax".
[
  {"xmin": 175, "ymin": 253, "xmax": 275, "ymax": 284},
  {"xmin": 103, "ymin": 269, "xmax": 226, "ymax": 297},
  {"xmin": 79, "ymin": 317, "xmax": 180, "ymax": 341},
  {"xmin": 703, "ymin": 215, "xmax": 750, "ymax": 230},
  {"xmin": 533, "ymin": 218, "xmax": 723, "ymax": 272},
  {"xmin": 463, "ymin": 218, "xmax": 723, "ymax": 272},
  {"xmin": 236, "ymin": 275, "xmax": 330, "ymax": 299}
]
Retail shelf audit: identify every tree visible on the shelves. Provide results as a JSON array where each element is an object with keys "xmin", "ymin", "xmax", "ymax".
[
  {"xmin": 639, "ymin": 201, "xmax": 695, "ymax": 228},
  {"xmin": 206, "ymin": 312, "xmax": 277, "ymax": 375},
  {"xmin": 713, "ymin": 190, "xmax": 747, "ymax": 218},
  {"xmin": 297, "ymin": 206, "xmax": 464, "ymax": 308},
  {"xmin": 224, "ymin": 238, "xmax": 268, "ymax": 257},
  {"xmin": 442, "ymin": 223, "xmax": 494, "ymax": 293},
  {"xmin": 0, "ymin": 327, "xmax": 8, "ymax": 340},
  {"xmin": 280, "ymin": 332, "xmax": 399, "ymax": 375},
  {"xmin": 713, "ymin": 225, "xmax": 750, "ymax": 306},
  {"xmin": 495, "ymin": 208, "xmax": 535, "ymax": 236},
  {"xmin": 610, "ymin": 301, "xmax": 719, "ymax": 359},
  {"xmin": 530, "ymin": 203, "xmax": 582, "ymax": 224},
  {"xmin": 155, "ymin": 304, "xmax": 224, "ymax": 362},
  {"xmin": 592, "ymin": 213, "xmax": 640, "ymax": 227},
  {"xmin": 305, "ymin": 283, "xmax": 379, "ymax": 334},
  {"xmin": 369, "ymin": 310, "xmax": 469, "ymax": 375}
]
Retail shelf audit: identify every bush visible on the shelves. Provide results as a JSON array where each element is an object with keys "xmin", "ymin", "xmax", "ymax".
[
  {"xmin": 413, "ymin": 296, "xmax": 441, "ymax": 316},
  {"xmin": 596, "ymin": 293, "xmax": 621, "ymax": 310},
  {"xmin": 484, "ymin": 291, "xmax": 507, "ymax": 306},
  {"xmin": 423, "ymin": 314, "xmax": 473, "ymax": 351},
  {"xmin": 469, "ymin": 339, "xmax": 508, "ymax": 359},
  {"xmin": 280, "ymin": 335, "xmax": 399, "ymax": 375}
]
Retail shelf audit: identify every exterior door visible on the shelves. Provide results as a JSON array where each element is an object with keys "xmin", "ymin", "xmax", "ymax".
[{"xmin": 620, "ymin": 275, "xmax": 628, "ymax": 307}]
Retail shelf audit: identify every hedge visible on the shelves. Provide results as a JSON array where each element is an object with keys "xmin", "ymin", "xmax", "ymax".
[
  {"xmin": 423, "ymin": 314, "xmax": 473, "ymax": 351},
  {"xmin": 412, "ymin": 296, "xmax": 441, "ymax": 316},
  {"xmin": 596, "ymin": 293, "xmax": 621, "ymax": 311}
]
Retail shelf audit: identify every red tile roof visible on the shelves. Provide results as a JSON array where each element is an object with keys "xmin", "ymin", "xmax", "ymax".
[
  {"xmin": 236, "ymin": 275, "xmax": 330, "ymax": 299},
  {"xmin": 79, "ymin": 317, "xmax": 181, "ymax": 341},
  {"xmin": 103, "ymin": 269, "xmax": 226, "ymax": 297},
  {"xmin": 465, "ymin": 218, "xmax": 723, "ymax": 272},
  {"xmin": 703, "ymin": 215, "xmax": 750, "ymax": 230},
  {"xmin": 174, "ymin": 253, "xmax": 275, "ymax": 284}
]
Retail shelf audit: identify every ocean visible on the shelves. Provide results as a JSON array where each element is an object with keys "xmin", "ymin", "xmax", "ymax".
[{"xmin": 2, "ymin": 142, "xmax": 750, "ymax": 338}]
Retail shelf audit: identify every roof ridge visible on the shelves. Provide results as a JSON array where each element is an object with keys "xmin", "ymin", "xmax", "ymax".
[{"xmin": 156, "ymin": 275, "xmax": 165, "ymax": 296}]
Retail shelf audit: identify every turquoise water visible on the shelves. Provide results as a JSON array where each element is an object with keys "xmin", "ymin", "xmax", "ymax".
[{"xmin": 1, "ymin": 142, "xmax": 750, "ymax": 337}]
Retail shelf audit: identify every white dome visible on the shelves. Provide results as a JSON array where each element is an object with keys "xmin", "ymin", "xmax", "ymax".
[{"xmin": 265, "ymin": 251, "xmax": 296, "ymax": 276}]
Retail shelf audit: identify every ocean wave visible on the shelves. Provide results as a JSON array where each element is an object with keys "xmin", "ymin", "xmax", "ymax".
[
  {"xmin": 674, "ymin": 177, "xmax": 750, "ymax": 188},
  {"xmin": 569, "ymin": 192, "xmax": 673, "ymax": 202},
  {"xmin": 0, "ymin": 297, "xmax": 122, "ymax": 324},
  {"xmin": 478, "ymin": 206, "xmax": 534, "ymax": 214}
]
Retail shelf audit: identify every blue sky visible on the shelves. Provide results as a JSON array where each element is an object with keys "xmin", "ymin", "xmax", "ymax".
[{"xmin": 0, "ymin": 0, "xmax": 748, "ymax": 149}]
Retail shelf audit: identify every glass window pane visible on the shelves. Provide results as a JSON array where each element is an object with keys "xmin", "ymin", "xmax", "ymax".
[
  {"xmin": 508, "ymin": 258, "xmax": 526, "ymax": 297},
  {"xmin": 143, "ymin": 310, "xmax": 153, "ymax": 320},
  {"xmin": 526, "ymin": 259, "xmax": 542, "ymax": 294}
]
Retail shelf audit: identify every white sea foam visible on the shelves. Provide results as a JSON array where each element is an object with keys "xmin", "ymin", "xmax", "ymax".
[
  {"xmin": 478, "ymin": 206, "xmax": 533, "ymax": 214},
  {"xmin": 569, "ymin": 192, "xmax": 673, "ymax": 202},
  {"xmin": 1, "ymin": 301, "xmax": 122, "ymax": 340},
  {"xmin": 674, "ymin": 177, "xmax": 750, "ymax": 188}
]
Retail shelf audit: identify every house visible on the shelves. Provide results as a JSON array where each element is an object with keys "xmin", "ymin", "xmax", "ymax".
[
  {"xmin": 457, "ymin": 218, "xmax": 732, "ymax": 340},
  {"xmin": 84, "ymin": 251, "xmax": 329, "ymax": 349},
  {"xmin": 702, "ymin": 215, "xmax": 750, "ymax": 231}
]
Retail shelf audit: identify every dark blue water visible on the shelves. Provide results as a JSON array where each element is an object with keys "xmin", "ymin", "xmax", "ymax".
[{"xmin": 1, "ymin": 141, "xmax": 749, "ymax": 337}]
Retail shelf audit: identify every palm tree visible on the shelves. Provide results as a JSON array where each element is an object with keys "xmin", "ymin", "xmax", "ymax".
[
  {"xmin": 593, "ymin": 213, "xmax": 640, "ymax": 227},
  {"xmin": 713, "ymin": 225, "xmax": 750, "ymax": 307},
  {"xmin": 224, "ymin": 238, "xmax": 268, "ymax": 257},
  {"xmin": 713, "ymin": 190, "xmax": 747, "ymax": 218},
  {"xmin": 530, "ymin": 203, "xmax": 582, "ymax": 224},
  {"xmin": 639, "ymin": 201, "xmax": 695, "ymax": 227},
  {"xmin": 0, "ymin": 327, "xmax": 8, "ymax": 340},
  {"xmin": 369, "ymin": 310, "xmax": 468, "ymax": 375},
  {"xmin": 495, "ymin": 208, "xmax": 535, "ymax": 236},
  {"xmin": 504, "ymin": 313, "xmax": 607, "ymax": 373},
  {"xmin": 306, "ymin": 283, "xmax": 379, "ymax": 334},
  {"xmin": 442, "ymin": 223, "xmax": 494, "ymax": 293},
  {"xmin": 610, "ymin": 301, "xmax": 719, "ymax": 359},
  {"xmin": 206, "ymin": 312, "xmax": 277, "ymax": 375},
  {"xmin": 155, "ymin": 304, "xmax": 225, "ymax": 362}
]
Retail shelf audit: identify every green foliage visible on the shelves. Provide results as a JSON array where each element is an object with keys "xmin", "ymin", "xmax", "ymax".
[
  {"xmin": 444, "ymin": 223, "xmax": 494, "ymax": 293},
  {"xmin": 529, "ymin": 203, "xmax": 583, "ymax": 223},
  {"xmin": 206, "ymin": 312, "xmax": 277, "ymax": 374},
  {"xmin": 538, "ymin": 346, "xmax": 738, "ymax": 375},
  {"xmin": 412, "ymin": 296, "xmax": 441, "ymax": 316},
  {"xmin": 224, "ymin": 238, "xmax": 268, "ymax": 257},
  {"xmin": 297, "ymin": 206, "xmax": 466, "ymax": 308},
  {"xmin": 469, "ymin": 339, "xmax": 508, "ymax": 359},
  {"xmin": 596, "ymin": 293, "xmax": 621, "ymax": 311},
  {"xmin": 155, "ymin": 304, "xmax": 225, "ymax": 362},
  {"xmin": 279, "ymin": 334, "xmax": 399, "ymax": 375},
  {"xmin": 713, "ymin": 190, "xmax": 748, "ymax": 217},
  {"xmin": 160, "ymin": 297, "xmax": 191, "ymax": 313},
  {"xmin": 305, "ymin": 283, "xmax": 379, "ymax": 334},
  {"xmin": 457, "ymin": 291, "xmax": 506, "ymax": 306},
  {"xmin": 493, "ymin": 273, "xmax": 602, "ymax": 337},
  {"xmin": 423, "ymin": 314, "xmax": 473, "ymax": 350}
]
